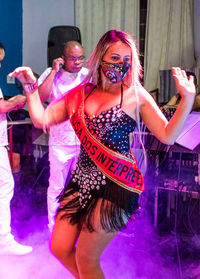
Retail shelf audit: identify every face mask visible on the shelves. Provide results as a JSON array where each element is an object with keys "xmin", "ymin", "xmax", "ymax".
[{"xmin": 101, "ymin": 60, "xmax": 131, "ymax": 83}]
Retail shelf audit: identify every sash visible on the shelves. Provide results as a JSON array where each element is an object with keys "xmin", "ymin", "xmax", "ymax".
[{"xmin": 66, "ymin": 84, "xmax": 144, "ymax": 194}]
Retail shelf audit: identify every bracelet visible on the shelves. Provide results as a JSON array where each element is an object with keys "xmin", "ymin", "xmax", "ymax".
[{"xmin": 23, "ymin": 80, "xmax": 38, "ymax": 94}]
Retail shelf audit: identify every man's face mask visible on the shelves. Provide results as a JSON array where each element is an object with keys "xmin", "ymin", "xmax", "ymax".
[{"xmin": 101, "ymin": 60, "xmax": 131, "ymax": 83}]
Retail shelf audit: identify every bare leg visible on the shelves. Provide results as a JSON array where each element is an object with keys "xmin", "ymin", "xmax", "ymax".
[
  {"xmin": 51, "ymin": 198, "xmax": 120, "ymax": 278},
  {"xmin": 76, "ymin": 201, "xmax": 118, "ymax": 279},
  {"xmin": 50, "ymin": 199, "xmax": 80, "ymax": 278},
  {"xmin": 76, "ymin": 228, "xmax": 116, "ymax": 279}
]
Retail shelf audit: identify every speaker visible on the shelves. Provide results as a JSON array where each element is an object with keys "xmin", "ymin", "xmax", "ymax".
[{"xmin": 47, "ymin": 25, "xmax": 82, "ymax": 67}]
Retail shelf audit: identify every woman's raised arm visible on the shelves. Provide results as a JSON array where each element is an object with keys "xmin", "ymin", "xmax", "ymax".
[
  {"xmin": 9, "ymin": 67, "xmax": 68, "ymax": 130},
  {"xmin": 140, "ymin": 67, "xmax": 196, "ymax": 145}
]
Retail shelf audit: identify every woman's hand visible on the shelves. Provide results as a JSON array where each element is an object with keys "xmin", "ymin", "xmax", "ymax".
[
  {"xmin": 172, "ymin": 67, "xmax": 196, "ymax": 102},
  {"xmin": 8, "ymin": 67, "xmax": 37, "ymax": 85}
]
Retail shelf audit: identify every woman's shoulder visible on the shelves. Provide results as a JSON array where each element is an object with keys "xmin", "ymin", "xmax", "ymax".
[
  {"xmin": 136, "ymin": 84, "xmax": 149, "ymax": 96},
  {"xmin": 136, "ymin": 84, "xmax": 157, "ymax": 105},
  {"xmin": 126, "ymin": 84, "xmax": 149, "ymax": 105}
]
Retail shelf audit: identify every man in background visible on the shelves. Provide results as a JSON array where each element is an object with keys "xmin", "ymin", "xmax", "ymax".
[
  {"xmin": 38, "ymin": 41, "xmax": 88, "ymax": 232},
  {"xmin": 0, "ymin": 42, "xmax": 32, "ymax": 255}
]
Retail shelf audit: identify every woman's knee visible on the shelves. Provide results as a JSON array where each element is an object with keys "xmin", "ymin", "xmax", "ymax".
[
  {"xmin": 50, "ymin": 235, "xmax": 62, "ymax": 257},
  {"xmin": 50, "ymin": 226, "xmax": 77, "ymax": 260},
  {"xmin": 50, "ymin": 237, "xmax": 75, "ymax": 262}
]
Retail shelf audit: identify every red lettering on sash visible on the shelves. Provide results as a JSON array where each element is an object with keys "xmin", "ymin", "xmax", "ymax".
[{"xmin": 68, "ymin": 85, "xmax": 144, "ymax": 194}]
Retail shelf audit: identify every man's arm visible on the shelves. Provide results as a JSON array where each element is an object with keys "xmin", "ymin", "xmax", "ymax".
[
  {"xmin": 38, "ymin": 57, "xmax": 64, "ymax": 103},
  {"xmin": 38, "ymin": 69, "xmax": 57, "ymax": 103},
  {"xmin": 9, "ymin": 66, "xmax": 68, "ymax": 130},
  {"xmin": 0, "ymin": 95, "xmax": 26, "ymax": 114}
]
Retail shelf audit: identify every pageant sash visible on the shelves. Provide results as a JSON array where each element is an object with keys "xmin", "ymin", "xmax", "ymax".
[{"xmin": 67, "ymin": 84, "xmax": 144, "ymax": 194}]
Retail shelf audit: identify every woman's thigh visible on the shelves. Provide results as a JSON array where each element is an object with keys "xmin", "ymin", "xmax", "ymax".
[
  {"xmin": 76, "ymin": 200, "xmax": 118, "ymax": 263},
  {"xmin": 76, "ymin": 228, "xmax": 117, "ymax": 265},
  {"xmin": 51, "ymin": 193, "xmax": 80, "ymax": 253}
]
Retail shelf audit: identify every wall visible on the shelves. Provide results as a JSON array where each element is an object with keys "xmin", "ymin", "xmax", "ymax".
[
  {"xmin": 1, "ymin": 1, "xmax": 199, "ymax": 95},
  {"xmin": 23, "ymin": 0, "xmax": 75, "ymax": 76},
  {"xmin": 0, "ymin": 0, "xmax": 23, "ymax": 97},
  {"xmin": 0, "ymin": 0, "xmax": 75, "ymax": 96}
]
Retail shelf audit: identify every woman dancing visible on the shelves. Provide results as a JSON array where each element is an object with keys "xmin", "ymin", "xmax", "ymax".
[{"xmin": 9, "ymin": 30, "xmax": 196, "ymax": 279}]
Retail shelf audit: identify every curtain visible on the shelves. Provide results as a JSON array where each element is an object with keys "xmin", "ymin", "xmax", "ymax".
[
  {"xmin": 193, "ymin": 0, "xmax": 200, "ymax": 88},
  {"xmin": 75, "ymin": 0, "xmax": 140, "ymax": 60},
  {"xmin": 194, "ymin": 0, "xmax": 200, "ymax": 67},
  {"xmin": 144, "ymin": 0, "xmax": 196, "ymax": 102}
]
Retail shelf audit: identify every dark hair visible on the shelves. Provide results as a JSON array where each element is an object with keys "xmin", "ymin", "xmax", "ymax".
[
  {"xmin": 186, "ymin": 71, "xmax": 197, "ymax": 87},
  {"xmin": 0, "ymin": 42, "xmax": 5, "ymax": 51}
]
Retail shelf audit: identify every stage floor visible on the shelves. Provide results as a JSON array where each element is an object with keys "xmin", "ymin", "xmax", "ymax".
[{"xmin": 0, "ymin": 156, "xmax": 200, "ymax": 279}]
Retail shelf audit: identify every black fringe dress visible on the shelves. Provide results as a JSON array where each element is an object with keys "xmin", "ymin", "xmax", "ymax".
[{"xmin": 57, "ymin": 92, "xmax": 140, "ymax": 232}]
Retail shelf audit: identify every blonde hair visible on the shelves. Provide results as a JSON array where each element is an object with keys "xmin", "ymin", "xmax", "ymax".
[
  {"xmin": 85, "ymin": 30, "xmax": 142, "ymax": 86},
  {"xmin": 85, "ymin": 30, "xmax": 146, "ymax": 172}
]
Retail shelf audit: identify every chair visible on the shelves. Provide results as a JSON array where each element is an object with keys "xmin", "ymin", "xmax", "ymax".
[{"xmin": 47, "ymin": 25, "xmax": 82, "ymax": 67}]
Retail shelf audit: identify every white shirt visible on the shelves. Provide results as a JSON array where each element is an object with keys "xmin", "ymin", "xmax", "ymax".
[
  {"xmin": 0, "ymin": 87, "xmax": 8, "ymax": 146},
  {"xmin": 38, "ymin": 67, "xmax": 88, "ymax": 146}
]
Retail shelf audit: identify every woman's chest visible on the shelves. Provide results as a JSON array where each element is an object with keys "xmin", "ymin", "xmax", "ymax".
[{"xmin": 84, "ymin": 88, "xmax": 137, "ymax": 119}]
